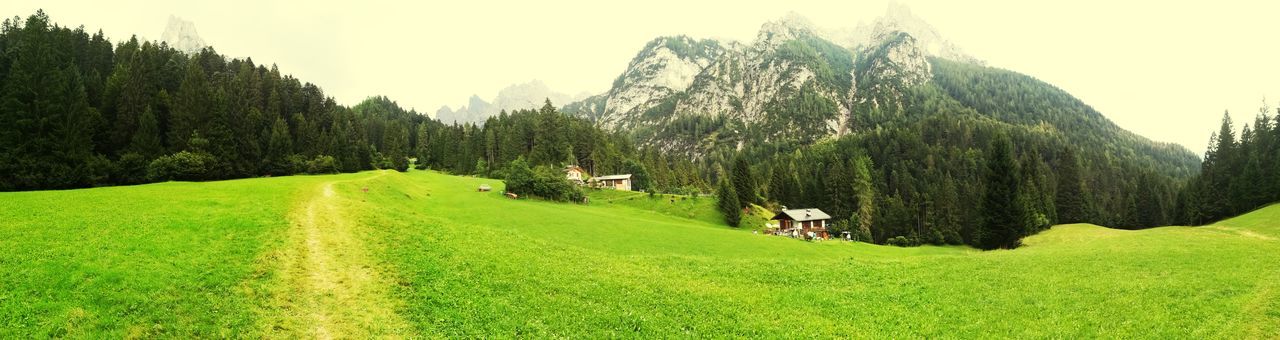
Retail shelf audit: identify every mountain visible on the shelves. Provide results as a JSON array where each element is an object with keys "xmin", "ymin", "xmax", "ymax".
[
  {"xmin": 437, "ymin": 80, "xmax": 586, "ymax": 125},
  {"xmin": 833, "ymin": 1, "xmax": 983, "ymax": 65},
  {"xmin": 160, "ymin": 15, "xmax": 206, "ymax": 54},
  {"xmin": 563, "ymin": 4, "xmax": 1197, "ymax": 172},
  {"xmin": 571, "ymin": 36, "xmax": 727, "ymax": 130},
  {"xmin": 564, "ymin": 10, "xmax": 941, "ymax": 151}
]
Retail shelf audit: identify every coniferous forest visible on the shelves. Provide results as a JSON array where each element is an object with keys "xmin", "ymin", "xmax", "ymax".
[{"xmin": 2, "ymin": 10, "xmax": 1278, "ymax": 249}]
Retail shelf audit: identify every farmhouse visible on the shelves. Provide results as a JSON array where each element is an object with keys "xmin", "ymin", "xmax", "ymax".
[
  {"xmin": 591, "ymin": 174, "xmax": 633, "ymax": 191},
  {"xmin": 771, "ymin": 208, "xmax": 831, "ymax": 240},
  {"xmin": 564, "ymin": 165, "xmax": 589, "ymax": 185}
]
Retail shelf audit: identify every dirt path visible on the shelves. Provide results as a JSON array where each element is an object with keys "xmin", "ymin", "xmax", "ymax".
[{"xmin": 261, "ymin": 171, "xmax": 409, "ymax": 338}]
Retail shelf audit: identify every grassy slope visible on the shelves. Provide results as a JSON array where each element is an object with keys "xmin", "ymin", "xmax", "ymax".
[
  {"xmin": 354, "ymin": 171, "xmax": 1280, "ymax": 338},
  {"xmin": 1, "ymin": 170, "xmax": 1276, "ymax": 337},
  {"xmin": 0, "ymin": 173, "xmax": 363, "ymax": 337}
]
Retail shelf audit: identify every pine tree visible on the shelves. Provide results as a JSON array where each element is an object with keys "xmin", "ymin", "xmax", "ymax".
[
  {"xmin": 1204, "ymin": 112, "xmax": 1236, "ymax": 220},
  {"xmin": 731, "ymin": 155, "xmax": 757, "ymax": 208},
  {"xmin": 0, "ymin": 11, "xmax": 101, "ymax": 189},
  {"xmin": 415, "ymin": 123, "xmax": 430, "ymax": 170},
  {"xmin": 129, "ymin": 106, "xmax": 162, "ymax": 158},
  {"xmin": 978, "ymin": 134, "xmax": 1024, "ymax": 250},
  {"xmin": 168, "ymin": 58, "xmax": 212, "ymax": 153},
  {"xmin": 768, "ymin": 159, "xmax": 793, "ymax": 206},
  {"xmin": 1055, "ymin": 146, "xmax": 1086, "ymax": 224},
  {"xmin": 850, "ymin": 155, "xmax": 876, "ymax": 240},
  {"xmin": 264, "ymin": 117, "xmax": 293, "ymax": 175},
  {"xmin": 383, "ymin": 121, "xmax": 410, "ymax": 172},
  {"xmin": 717, "ymin": 177, "xmax": 741, "ymax": 227}
]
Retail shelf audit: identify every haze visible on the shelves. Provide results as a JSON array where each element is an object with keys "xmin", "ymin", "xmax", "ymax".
[{"xmin": 4, "ymin": 0, "xmax": 1277, "ymax": 153}]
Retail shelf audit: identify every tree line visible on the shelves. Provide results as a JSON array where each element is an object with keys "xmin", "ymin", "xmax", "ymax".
[
  {"xmin": 0, "ymin": 11, "xmax": 427, "ymax": 191},
  {"xmin": 0, "ymin": 11, "xmax": 712, "ymax": 195},
  {"xmin": 1178, "ymin": 106, "xmax": 1280, "ymax": 225}
]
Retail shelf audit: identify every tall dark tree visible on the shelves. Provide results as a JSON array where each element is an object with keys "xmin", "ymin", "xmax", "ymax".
[
  {"xmin": 731, "ymin": 155, "xmax": 757, "ymax": 207},
  {"xmin": 768, "ymin": 158, "xmax": 798, "ymax": 207},
  {"xmin": 264, "ymin": 117, "xmax": 292, "ymax": 175},
  {"xmin": 978, "ymin": 134, "xmax": 1024, "ymax": 250},
  {"xmin": 1054, "ymin": 146, "xmax": 1086, "ymax": 224},
  {"xmin": 383, "ymin": 121, "xmax": 410, "ymax": 172},
  {"xmin": 129, "ymin": 105, "xmax": 162, "ymax": 158},
  {"xmin": 0, "ymin": 10, "xmax": 101, "ymax": 190},
  {"xmin": 717, "ymin": 177, "xmax": 741, "ymax": 227},
  {"xmin": 168, "ymin": 58, "xmax": 212, "ymax": 153}
]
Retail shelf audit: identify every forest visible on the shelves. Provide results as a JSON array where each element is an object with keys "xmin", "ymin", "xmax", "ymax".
[{"xmin": 1178, "ymin": 109, "xmax": 1280, "ymax": 225}]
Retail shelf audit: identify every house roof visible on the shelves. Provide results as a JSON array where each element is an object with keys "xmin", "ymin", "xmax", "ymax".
[
  {"xmin": 564, "ymin": 165, "xmax": 587, "ymax": 173},
  {"xmin": 771, "ymin": 208, "xmax": 832, "ymax": 222},
  {"xmin": 593, "ymin": 174, "xmax": 632, "ymax": 181}
]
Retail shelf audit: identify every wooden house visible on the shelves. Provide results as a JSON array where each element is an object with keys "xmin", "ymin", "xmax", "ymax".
[
  {"xmin": 770, "ymin": 208, "xmax": 832, "ymax": 240},
  {"xmin": 591, "ymin": 174, "xmax": 633, "ymax": 191},
  {"xmin": 564, "ymin": 165, "xmax": 589, "ymax": 185}
]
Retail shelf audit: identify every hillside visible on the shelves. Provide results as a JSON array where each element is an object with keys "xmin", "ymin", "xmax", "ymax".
[
  {"xmin": 556, "ymin": 5, "xmax": 1200, "ymax": 235},
  {"xmin": 562, "ymin": 8, "xmax": 1197, "ymax": 177},
  {"xmin": 2, "ymin": 170, "xmax": 1276, "ymax": 337}
]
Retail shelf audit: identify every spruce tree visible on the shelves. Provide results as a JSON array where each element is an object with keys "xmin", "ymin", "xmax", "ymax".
[
  {"xmin": 850, "ymin": 155, "xmax": 876, "ymax": 239},
  {"xmin": 264, "ymin": 118, "xmax": 293, "ymax": 175},
  {"xmin": 415, "ymin": 123, "xmax": 430, "ymax": 170},
  {"xmin": 768, "ymin": 159, "xmax": 792, "ymax": 206},
  {"xmin": 717, "ymin": 177, "xmax": 741, "ymax": 227},
  {"xmin": 731, "ymin": 156, "xmax": 756, "ymax": 208},
  {"xmin": 1055, "ymin": 146, "xmax": 1086, "ymax": 224},
  {"xmin": 129, "ymin": 106, "xmax": 162, "ymax": 158},
  {"xmin": 978, "ymin": 134, "xmax": 1024, "ymax": 250}
]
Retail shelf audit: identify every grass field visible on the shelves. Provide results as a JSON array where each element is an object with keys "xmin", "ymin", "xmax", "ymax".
[{"xmin": 2, "ymin": 170, "xmax": 1278, "ymax": 337}]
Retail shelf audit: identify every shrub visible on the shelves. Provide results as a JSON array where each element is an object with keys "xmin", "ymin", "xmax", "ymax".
[
  {"xmin": 306, "ymin": 155, "xmax": 339, "ymax": 174},
  {"xmin": 885, "ymin": 236, "xmax": 912, "ymax": 247},
  {"xmin": 113, "ymin": 153, "xmax": 150, "ymax": 184},
  {"xmin": 287, "ymin": 154, "xmax": 308, "ymax": 174},
  {"xmin": 503, "ymin": 157, "xmax": 584, "ymax": 203},
  {"xmin": 147, "ymin": 151, "xmax": 215, "ymax": 182},
  {"xmin": 392, "ymin": 156, "xmax": 410, "ymax": 172}
]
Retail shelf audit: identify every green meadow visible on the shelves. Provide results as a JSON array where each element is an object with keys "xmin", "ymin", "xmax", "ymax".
[{"xmin": 1, "ymin": 170, "xmax": 1277, "ymax": 337}]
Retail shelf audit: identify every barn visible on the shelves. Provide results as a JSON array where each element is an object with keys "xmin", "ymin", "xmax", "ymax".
[
  {"xmin": 591, "ymin": 174, "xmax": 633, "ymax": 191},
  {"xmin": 770, "ymin": 208, "xmax": 832, "ymax": 240}
]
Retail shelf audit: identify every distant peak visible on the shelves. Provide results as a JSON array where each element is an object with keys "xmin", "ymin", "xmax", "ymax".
[
  {"xmin": 757, "ymin": 12, "xmax": 817, "ymax": 46},
  {"xmin": 847, "ymin": 2, "xmax": 984, "ymax": 65},
  {"xmin": 160, "ymin": 15, "xmax": 206, "ymax": 54},
  {"xmin": 885, "ymin": 0, "xmax": 915, "ymax": 20}
]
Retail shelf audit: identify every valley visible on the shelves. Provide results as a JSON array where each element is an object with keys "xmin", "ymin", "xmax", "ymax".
[
  {"xmin": 2, "ymin": 170, "xmax": 1276, "ymax": 337},
  {"xmin": 2, "ymin": 2, "xmax": 1279, "ymax": 337}
]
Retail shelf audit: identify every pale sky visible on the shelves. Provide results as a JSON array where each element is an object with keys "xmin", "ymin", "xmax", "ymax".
[{"xmin": 4, "ymin": 0, "xmax": 1278, "ymax": 154}]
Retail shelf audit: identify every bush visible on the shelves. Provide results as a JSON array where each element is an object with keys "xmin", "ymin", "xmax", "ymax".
[
  {"xmin": 287, "ymin": 154, "xmax": 308, "ymax": 174},
  {"xmin": 392, "ymin": 156, "xmax": 410, "ymax": 172},
  {"xmin": 503, "ymin": 157, "xmax": 584, "ymax": 202},
  {"xmin": 113, "ymin": 153, "xmax": 150, "ymax": 184},
  {"xmin": 147, "ymin": 151, "xmax": 215, "ymax": 182},
  {"xmin": 885, "ymin": 236, "xmax": 912, "ymax": 247},
  {"xmin": 306, "ymin": 155, "xmax": 339, "ymax": 174}
]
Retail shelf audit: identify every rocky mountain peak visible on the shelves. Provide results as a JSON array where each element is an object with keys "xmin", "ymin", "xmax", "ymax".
[
  {"xmin": 846, "ymin": 2, "xmax": 982, "ymax": 65},
  {"xmin": 594, "ymin": 36, "xmax": 727, "ymax": 129},
  {"xmin": 756, "ymin": 12, "xmax": 818, "ymax": 48},
  {"xmin": 160, "ymin": 15, "xmax": 206, "ymax": 54}
]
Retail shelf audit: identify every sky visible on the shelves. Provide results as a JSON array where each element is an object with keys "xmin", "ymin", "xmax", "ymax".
[{"xmin": 3, "ymin": 0, "xmax": 1278, "ymax": 153}]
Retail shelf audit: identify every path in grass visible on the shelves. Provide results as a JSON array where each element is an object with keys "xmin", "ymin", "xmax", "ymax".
[{"xmin": 262, "ymin": 171, "xmax": 409, "ymax": 338}]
